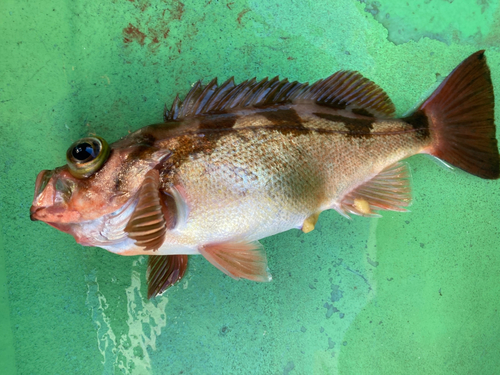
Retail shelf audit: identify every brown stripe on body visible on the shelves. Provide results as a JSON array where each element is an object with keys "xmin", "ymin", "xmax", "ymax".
[
  {"xmin": 316, "ymin": 100, "xmax": 347, "ymax": 110},
  {"xmin": 403, "ymin": 110, "xmax": 430, "ymax": 140},
  {"xmin": 160, "ymin": 114, "xmax": 238, "ymax": 177},
  {"xmin": 351, "ymin": 108, "xmax": 374, "ymax": 117},
  {"xmin": 116, "ymin": 144, "xmax": 160, "ymax": 192},
  {"xmin": 260, "ymin": 108, "xmax": 309, "ymax": 136},
  {"xmin": 314, "ymin": 112, "xmax": 374, "ymax": 138},
  {"xmin": 198, "ymin": 113, "xmax": 239, "ymax": 131}
]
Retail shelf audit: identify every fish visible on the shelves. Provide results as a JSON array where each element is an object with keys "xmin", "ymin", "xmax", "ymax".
[{"xmin": 30, "ymin": 51, "xmax": 499, "ymax": 298}]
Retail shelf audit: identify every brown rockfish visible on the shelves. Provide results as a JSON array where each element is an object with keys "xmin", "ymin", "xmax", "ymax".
[{"xmin": 30, "ymin": 51, "xmax": 499, "ymax": 298}]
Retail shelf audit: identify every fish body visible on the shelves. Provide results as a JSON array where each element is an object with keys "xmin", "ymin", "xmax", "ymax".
[{"xmin": 31, "ymin": 51, "xmax": 499, "ymax": 297}]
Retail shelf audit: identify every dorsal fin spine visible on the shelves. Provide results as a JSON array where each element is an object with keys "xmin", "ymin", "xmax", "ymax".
[
  {"xmin": 193, "ymin": 78, "xmax": 218, "ymax": 116},
  {"xmin": 213, "ymin": 77, "xmax": 237, "ymax": 112},
  {"xmin": 244, "ymin": 77, "xmax": 268, "ymax": 106},
  {"xmin": 248, "ymin": 79, "xmax": 271, "ymax": 106},
  {"xmin": 169, "ymin": 95, "xmax": 180, "ymax": 120},
  {"xmin": 201, "ymin": 77, "xmax": 233, "ymax": 114},
  {"xmin": 264, "ymin": 78, "xmax": 288, "ymax": 103},
  {"xmin": 180, "ymin": 80, "xmax": 201, "ymax": 118},
  {"xmin": 164, "ymin": 69, "xmax": 396, "ymax": 120}
]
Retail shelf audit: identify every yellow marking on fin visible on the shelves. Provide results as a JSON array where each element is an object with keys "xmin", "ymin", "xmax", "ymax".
[
  {"xmin": 302, "ymin": 212, "xmax": 321, "ymax": 233},
  {"xmin": 353, "ymin": 198, "xmax": 372, "ymax": 215}
]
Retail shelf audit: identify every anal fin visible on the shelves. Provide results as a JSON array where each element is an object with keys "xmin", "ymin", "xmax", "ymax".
[
  {"xmin": 147, "ymin": 255, "xmax": 188, "ymax": 298},
  {"xmin": 199, "ymin": 241, "xmax": 272, "ymax": 282},
  {"xmin": 340, "ymin": 162, "xmax": 412, "ymax": 217}
]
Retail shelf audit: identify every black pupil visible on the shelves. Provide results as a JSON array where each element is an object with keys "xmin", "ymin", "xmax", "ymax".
[{"xmin": 72, "ymin": 142, "xmax": 97, "ymax": 161}]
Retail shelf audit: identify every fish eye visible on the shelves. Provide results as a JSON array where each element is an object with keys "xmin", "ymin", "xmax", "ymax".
[{"xmin": 66, "ymin": 136, "xmax": 110, "ymax": 178}]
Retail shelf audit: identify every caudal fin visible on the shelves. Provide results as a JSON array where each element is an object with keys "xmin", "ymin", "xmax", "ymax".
[{"xmin": 413, "ymin": 50, "xmax": 499, "ymax": 179}]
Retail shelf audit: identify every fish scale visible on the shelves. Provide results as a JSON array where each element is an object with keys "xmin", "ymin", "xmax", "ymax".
[{"xmin": 164, "ymin": 117, "xmax": 419, "ymax": 246}]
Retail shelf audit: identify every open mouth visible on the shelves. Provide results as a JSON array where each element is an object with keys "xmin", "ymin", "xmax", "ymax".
[
  {"xmin": 33, "ymin": 170, "xmax": 54, "ymax": 200},
  {"xmin": 29, "ymin": 205, "xmax": 68, "ymax": 222}
]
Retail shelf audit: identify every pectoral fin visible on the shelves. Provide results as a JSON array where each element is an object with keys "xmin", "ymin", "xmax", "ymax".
[
  {"xmin": 125, "ymin": 170, "xmax": 167, "ymax": 251},
  {"xmin": 199, "ymin": 241, "xmax": 272, "ymax": 282},
  {"xmin": 147, "ymin": 255, "xmax": 188, "ymax": 298}
]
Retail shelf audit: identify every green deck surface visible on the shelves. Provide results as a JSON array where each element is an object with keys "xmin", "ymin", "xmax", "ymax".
[{"xmin": 1, "ymin": 0, "xmax": 500, "ymax": 374}]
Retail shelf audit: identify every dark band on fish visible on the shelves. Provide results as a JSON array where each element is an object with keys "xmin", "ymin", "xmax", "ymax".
[
  {"xmin": 161, "ymin": 131, "xmax": 227, "ymax": 175},
  {"xmin": 198, "ymin": 114, "xmax": 238, "ymax": 130},
  {"xmin": 260, "ymin": 108, "xmax": 308, "ymax": 136},
  {"xmin": 114, "ymin": 175, "xmax": 122, "ymax": 191},
  {"xmin": 316, "ymin": 100, "xmax": 347, "ymax": 110},
  {"xmin": 403, "ymin": 110, "xmax": 430, "ymax": 140},
  {"xmin": 351, "ymin": 108, "xmax": 374, "ymax": 117},
  {"xmin": 313, "ymin": 112, "xmax": 374, "ymax": 138},
  {"xmin": 127, "ymin": 145, "xmax": 158, "ymax": 162},
  {"xmin": 135, "ymin": 133, "xmax": 157, "ymax": 146}
]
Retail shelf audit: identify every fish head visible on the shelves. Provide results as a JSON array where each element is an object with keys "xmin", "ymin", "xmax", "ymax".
[{"xmin": 30, "ymin": 133, "xmax": 171, "ymax": 243}]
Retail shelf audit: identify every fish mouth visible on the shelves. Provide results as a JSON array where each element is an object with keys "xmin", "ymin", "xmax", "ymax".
[
  {"xmin": 31, "ymin": 169, "xmax": 55, "ymax": 221},
  {"xmin": 33, "ymin": 170, "xmax": 54, "ymax": 200},
  {"xmin": 29, "ymin": 206, "xmax": 56, "ymax": 222},
  {"xmin": 29, "ymin": 205, "xmax": 75, "ymax": 223},
  {"xmin": 30, "ymin": 206, "xmax": 41, "ymax": 221},
  {"xmin": 31, "ymin": 212, "xmax": 75, "ymax": 234}
]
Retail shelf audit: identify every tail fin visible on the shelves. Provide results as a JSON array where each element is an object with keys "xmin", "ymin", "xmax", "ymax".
[{"xmin": 411, "ymin": 50, "xmax": 499, "ymax": 179}]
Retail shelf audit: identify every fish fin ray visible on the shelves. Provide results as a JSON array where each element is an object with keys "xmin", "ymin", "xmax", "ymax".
[
  {"xmin": 297, "ymin": 70, "xmax": 396, "ymax": 117},
  {"xmin": 340, "ymin": 162, "xmax": 412, "ymax": 217},
  {"xmin": 147, "ymin": 255, "xmax": 188, "ymax": 298},
  {"xmin": 164, "ymin": 71, "xmax": 395, "ymax": 120},
  {"xmin": 199, "ymin": 241, "xmax": 272, "ymax": 282},
  {"xmin": 125, "ymin": 170, "xmax": 167, "ymax": 251},
  {"xmin": 161, "ymin": 185, "xmax": 189, "ymax": 230},
  {"xmin": 415, "ymin": 50, "xmax": 499, "ymax": 179}
]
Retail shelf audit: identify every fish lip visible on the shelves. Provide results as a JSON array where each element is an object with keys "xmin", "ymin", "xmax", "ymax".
[
  {"xmin": 30, "ymin": 206, "xmax": 47, "ymax": 221},
  {"xmin": 30, "ymin": 207, "xmax": 39, "ymax": 221},
  {"xmin": 29, "ymin": 205, "xmax": 75, "ymax": 223}
]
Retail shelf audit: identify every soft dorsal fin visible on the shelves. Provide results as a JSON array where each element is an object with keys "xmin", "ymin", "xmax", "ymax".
[
  {"xmin": 147, "ymin": 255, "xmax": 188, "ymax": 298},
  {"xmin": 164, "ymin": 71, "xmax": 396, "ymax": 121},
  {"xmin": 339, "ymin": 162, "xmax": 412, "ymax": 218},
  {"xmin": 198, "ymin": 241, "xmax": 272, "ymax": 282},
  {"xmin": 125, "ymin": 170, "xmax": 167, "ymax": 251}
]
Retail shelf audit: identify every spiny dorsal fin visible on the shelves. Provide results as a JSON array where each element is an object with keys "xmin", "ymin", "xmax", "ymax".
[
  {"xmin": 339, "ymin": 162, "xmax": 412, "ymax": 218},
  {"xmin": 164, "ymin": 71, "xmax": 395, "ymax": 120}
]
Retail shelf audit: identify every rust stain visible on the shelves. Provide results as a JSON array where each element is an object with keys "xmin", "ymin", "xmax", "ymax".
[
  {"xmin": 287, "ymin": 57, "xmax": 295, "ymax": 60},
  {"xmin": 148, "ymin": 35, "xmax": 161, "ymax": 53},
  {"xmin": 136, "ymin": 0, "xmax": 150, "ymax": 12},
  {"xmin": 122, "ymin": 0, "xmax": 191, "ymax": 54},
  {"xmin": 227, "ymin": 2, "xmax": 234, "ymax": 10},
  {"xmin": 237, "ymin": 9, "xmax": 250, "ymax": 25},
  {"xmin": 123, "ymin": 24, "xmax": 147, "ymax": 45},
  {"xmin": 170, "ymin": 0, "xmax": 184, "ymax": 20}
]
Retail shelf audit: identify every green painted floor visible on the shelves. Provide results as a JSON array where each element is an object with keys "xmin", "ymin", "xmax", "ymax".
[{"xmin": 2, "ymin": 0, "xmax": 500, "ymax": 374}]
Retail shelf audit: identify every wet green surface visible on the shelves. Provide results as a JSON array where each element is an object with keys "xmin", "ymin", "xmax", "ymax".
[{"xmin": 1, "ymin": 0, "xmax": 500, "ymax": 374}]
